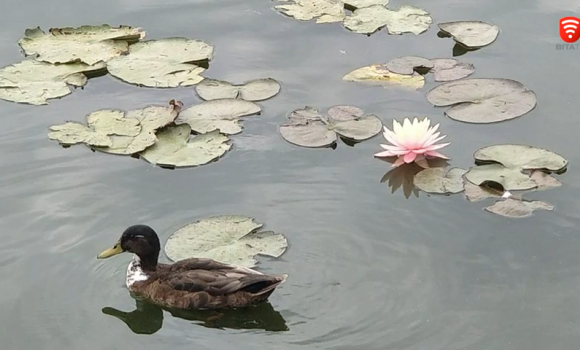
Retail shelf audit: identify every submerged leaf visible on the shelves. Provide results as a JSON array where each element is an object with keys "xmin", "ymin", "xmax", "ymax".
[
  {"xmin": 463, "ymin": 182, "xmax": 505, "ymax": 202},
  {"xmin": 485, "ymin": 198, "xmax": 553, "ymax": 218},
  {"xmin": 474, "ymin": 144, "xmax": 568, "ymax": 172},
  {"xmin": 386, "ymin": 56, "xmax": 433, "ymax": 75},
  {"xmin": 195, "ymin": 78, "xmax": 281, "ymax": 101},
  {"xmin": 164, "ymin": 215, "xmax": 287, "ymax": 267},
  {"xmin": 18, "ymin": 25, "xmax": 145, "ymax": 65},
  {"xmin": 140, "ymin": 125, "xmax": 231, "ymax": 168},
  {"xmin": 343, "ymin": 5, "xmax": 432, "ymax": 35},
  {"xmin": 275, "ymin": 0, "xmax": 345, "ymax": 23},
  {"xmin": 0, "ymin": 59, "xmax": 106, "ymax": 105},
  {"xmin": 438, "ymin": 21, "xmax": 500, "ymax": 48},
  {"xmin": 530, "ymin": 170, "xmax": 562, "ymax": 191},
  {"xmin": 176, "ymin": 99, "xmax": 262, "ymax": 135},
  {"xmin": 413, "ymin": 167, "xmax": 466, "ymax": 194},
  {"xmin": 431, "ymin": 58, "xmax": 475, "ymax": 82},
  {"xmin": 343, "ymin": 64, "xmax": 425, "ymax": 89},
  {"xmin": 107, "ymin": 38, "xmax": 213, "ymax": 88},
  {"xmin": 426, "ymin": 78, "xmax": 537, "ymax": 123}
]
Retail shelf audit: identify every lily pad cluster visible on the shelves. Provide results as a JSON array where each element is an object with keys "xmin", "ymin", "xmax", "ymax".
[
  {"xmin": 411, "ymin": 144, "xmax": 567, "ymax": 218},
  {"xmin": 48, "ymin": 98, "xmax": 267, "ymax": 168},
  {"xmin": 278, "ymin": 105, "xmax": 383, "ymax": 148},
  {"xmin": 195, "ymin": 78, "xmax": 281, "ymax": 102},
  {"xmin": 164, "ymin": 215, "xmax": 288, "ymax": 268},
  {"xmin": 274, "ymin": 0, "xmax": 432, "ymax": 36},
  {"xmin": 1, "ymin": 25, "xmax": 214, "ymax": 104}
]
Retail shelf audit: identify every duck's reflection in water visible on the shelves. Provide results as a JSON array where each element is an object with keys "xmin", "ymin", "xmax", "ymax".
[{"xmin": 102, "ymin": 298, "xmax": 289, "ymax": 334}]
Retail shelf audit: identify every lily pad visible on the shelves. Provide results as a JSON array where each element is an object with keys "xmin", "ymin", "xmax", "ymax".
[
  {"xmin": 431, "ymin": 58, "xmax": 475, "ymax": 82},
  {"xmin": 343, "ymin": 64, "xmax": 425, "ymax": 89},
  {"xmin": 176, "ymin": 99, "xmax": 262, "ymax": 135},
  {"xmin": 426, "ymin": 78, "xmax": 537, "ymax": 123},
  {"xmin": 107, "ymin": 38, "xmax": 213, "ymax": 88},
  {"xmin": 140, "ymin": 125, "xmax": 231, "ymax": 168},
  {"xmin": 344, "ymin": 0, "xmax": 388, "ymax": 8},
  {"xmin": 279, "ymin": 106, "xmax": 382, "ymax": 148},
  {"xmin": 474, "ymin": 144, "xmax": 568, "ymax": 172},
  {"xmin": 438, "ymin": 21, "xmax": 500, "ymax": 48},
  {"xmin": 275, "ymin": 0, "xmax": 346, "ymax": 24},
  {"xmin": 386, "ymin": 56, "xmax": 433, "ymax": 75},
  {"xmin": 413, "ymin": 167, "xmax": 466, "ymax": 194},
  {"xmin": 464, "ymin": 182, "xmax": 505, "ymax": 202},
  {"xmin": 530, "ymin": 170, "xmax": 562, "ymax": 191},
  {"xmin": 485, "ymin": 198, "xmax": 553, "ymax": 218},
  {"xmin": 343, "ymin": 5, "xmax": 432, "ymax": 35},
  {"xmin": 164, "ymin": 215, "xmax": 288, "ymax": 267},
  {"xmin": 195, "ymin": 78, "xmax": 281, "ymax": 102},
  {"xmin": 18, "ymin": 25, "xmax": 145, "ymax": 65},
  {"xmin": 0, "ymin": 59, "xmax": 106, "ymax": 105},
  {"xmin": 464, "ymin": 164, "xmax": 537, "ymax": 191}
]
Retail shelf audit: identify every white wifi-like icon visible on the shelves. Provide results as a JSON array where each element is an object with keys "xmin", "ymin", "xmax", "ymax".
[{"xmin": 562, "ymin": 18, "xmax": 579, "ymax": 39}]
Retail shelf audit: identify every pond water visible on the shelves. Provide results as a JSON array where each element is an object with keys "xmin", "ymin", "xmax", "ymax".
[{"xmin": 1, "ymin": 0, "xmax": 580, "ymax": 349}]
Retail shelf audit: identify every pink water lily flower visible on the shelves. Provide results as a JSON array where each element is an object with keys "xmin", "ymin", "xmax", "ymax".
[{"xmin": 375, "ymin": 117, "xmax": 450, "ymax": 168}]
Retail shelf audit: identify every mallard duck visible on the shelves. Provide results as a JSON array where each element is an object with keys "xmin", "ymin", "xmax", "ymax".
[{"xmin": 97, "ymin": 224, "xmax": 288, "ymax": 310}]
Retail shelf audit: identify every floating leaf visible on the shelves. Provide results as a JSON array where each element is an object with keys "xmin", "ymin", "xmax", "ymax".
[
  {"xmin": 464, "ymin": 164, "xmax": 537, "ymax": 191},
  {"xmin": 279, "ymin": 106, "xmax": 382, "ymax": 148},
  {"xmin": 426, "ymin": 78, "xmax": 537, "ymax": 123},
  {"xmin": 48, "ymin": 110, "xmax": 141, "ymax": 147},
  {"xmin": 464, "ymin": 182, "xmax": 505, "ymax": 202},
  {"xmin": 344, "ymin": 0, "xmax": 388, "ymax": 8},
  {"xmin": 431, "ymin": 58, "xmax": 474, "ymax": 82},
  {"xmin": 385, "ymin": 56, "xmax": 433, "ymax": 75},
  {"xmin": 530, "ymin": 170, "xmax": 562, "ymax": 191},
  {"xmin": 474, "ymin": 144, "xmax": 568, "ymax": 172},
  {"xmin": 343, "ymin": 64, "xmax": 425, "ymax": 89},
  {"xmin": 164, "ymin": 215, "xmax": 288, "ymax": 267},
  {"xmin": 343, "ymin": 5, "xmax": 432, "ymax": 35},
  {"xmin": 107, "ymin": 38, "xmax": 213, "ymax": 88},
  {"xmin": 18, "ymin": 25, "xmax": 145, "ymax": 65},
  {"xmin": 176, "ymin": 99, "xmax": 261, "ymax": 135},
  {"xmin": 413, "ymin": 167, "xmax": 466, "ymax": 194},
  {"xmin": 274, "ymin": 0, "xmax": 346, "ymax": 24},
  {"xmin": 438, "ymin": 21, "xmax": 500, "ymax": 48},
  {"xmin": 485, "ymin": 198, "xmax": 553, "ymax": 218},
  {"xmin": 195, "ymin": 78, "xmax": 281, "ymax": 101},
  {"xmin": 140, "ymin": 125, "xmax": 231, "ymax": 168},
  {"xmin": 0, "ymin": 59, "xmax": 106, "ymax": 105}
]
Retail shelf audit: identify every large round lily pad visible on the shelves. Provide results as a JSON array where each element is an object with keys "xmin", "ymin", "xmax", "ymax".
[
  {"xmin": 485, "ymin": 198, "xmax": 553, "ymax": 218},
  {"xmin": 275, "ymin": 0, "xmax": 346, "ymax": 24},
  {"xmin": 140, "ymin": 125, "xmax": 231, "ymax": 168},
  {"xmin": 18, "ymin": 25, "xmax": 145, "ymax": 65},
  {"xmin": 0, "ymin": 59, "xmax": 106, "ymax": 105},
  {"xmin": 343, "ymin": 5, "xmax": 432, "ymax": 35},
  {"xmin": 438, "ymin": 21, "xmax": 500, "ymax": 48},
  {"xmin": 164, "ymin": 215, "xmax": 288, "ymax": 267},
  {"xmin": 474, "ymin": 144, "xmax": 568, "ymax": 172},
  {"xmin": 343, "ymin": 64, "xmax": 425, "ymax": 89},
  {"xmin": 413, "ymin": 167, "xmax": 466, "ymax": 194},
  {"xmin": 195, "ymin": 78, "xmax": 281, "ymax": 102},
  {"xmin": 426, "ymin": 78, "xmax": 537, "ymax": 123},
  {"xmin": 279, "ymin": 106, "xmax": 382, "ymax": 148},
  {"xmin": 107, "ymin": 38, "xmax": 213, "ymax": 88},
  {"xmin": 176, "ymin": 99, "xmax": 262, "ymax": 135}
]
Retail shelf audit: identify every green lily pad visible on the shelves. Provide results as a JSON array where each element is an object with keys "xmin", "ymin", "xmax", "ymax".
[
  {"xmin": 0, "ymin": 59, "xmax": 106, "ymax": 105},
  {"xmin": 385, "ymin": 56, "xmax": 433, "ymax": 75},
  {"xmin": 413, "ymin": 167, "xmax": 466, "ymax": 194},
  {"xmin": 485, "ymin": 198, "xmax": 553, "ymax": 218},
  {"xmin": 18, "ymin": 25, "xmax": 145, "ymax": 65},
  {"xmin": 107, "ymin": 38, "xmax": 213, "ymax": 88},
  {"xmin": 438, "ymin": 21, "xmax": 500, "ymax": 48},
  {"xmin": 343, "ymin": 64, "xmax": 425, "ymax": 89},
  {"xmin": 474, "ymin": 144, "xmax": 568, "ymax": 172},
  {"xmin": 431, "ymin": 58, "xmax": 475, "ymax": 82},
  {"xmin": 164, "ymin": 215, "xmax": 288, "ymax": 268},
  {"xmin": 464, "ymin": 164, "xmax": 537, "ymax": 191},
  {"xmin": 464, "ymin": 182, "xmax": 505, "ymax": 202},
  {"xmin": 195, "ymin": 78, "xmax": 281, "ymax": 102},
  {"xmin": 343, "ymin": 5, "xmax": 432, "ymax": 35},
  {"xmin": 176, "ymin": 99, "xmax": 262, "ymax": 135},
  {"xmin": 426, "ymin": 78, "xmax": 537, "ymax": 123},
  {"xmin": 140, "ymin": 125, "xmax": 231, "ymax": 168},
  {"xmin": 275, "ymin": 0, "xmax": 346, "ymax": 24},
  {"xmin": 279, "ymin": 106, "xmax": 382, "ymax": 148}
]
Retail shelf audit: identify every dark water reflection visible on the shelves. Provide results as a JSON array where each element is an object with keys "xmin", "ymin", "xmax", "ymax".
[{"xmin": 1, "ymin": 0, "xmax": 580, "ymax": 349}]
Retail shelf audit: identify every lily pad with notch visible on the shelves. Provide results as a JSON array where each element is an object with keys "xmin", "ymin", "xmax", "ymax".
[
  {"xmin": 195, "ymin": 78, "xmax": 281, "ymax": 102},
  {"xmin": 385, "ymin": 56, "xmax": 433, "ymax": 75},
  {"xmin": 343, "ymin": 64, "xmax": 425, "ymax": 89},
  {"xmin": 164, "ymin": 215, "xmax": 288, "ymax": 268},
  {"xmin": 385, "ymin": 56, "xmax": 474, "ymax": 82},
  {"xmin": 474, "ymin": 144, "xmax": 568, "ymax": 172},
  {"xmin": 426, "ymin": 78, "xmax": 537, "ymax": 123},
  {"xmin": 274, "ymin": 0, "xmax": 346, "ymax": 24},
  {"xmin": 438, "ymin": 21, "xmax": 500, "ymax": 48},
  {"xmin": 343, "ymin": 4, "xmax": 432, "ymax": 35},
  {"xmin": 279, "ymin": 105, "xmax": 382, "ymax": 148},
  {"xmin": 413, "ymin": 167, "xmax": 466, "ymax": 194}
]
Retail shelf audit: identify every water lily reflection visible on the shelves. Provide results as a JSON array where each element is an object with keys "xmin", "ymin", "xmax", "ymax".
[
  {"xmin": 380, "ymin": 157, "xmax": 449, "ymax": 198},
  {"xmin": 102, "ymin": 299, "xmax": 289, "ymax": 334}
]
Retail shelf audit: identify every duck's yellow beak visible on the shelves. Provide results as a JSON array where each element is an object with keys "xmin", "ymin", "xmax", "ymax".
[{"xmin": 97, "ymin": 241, "xmax": 123, "ymax": 259}]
